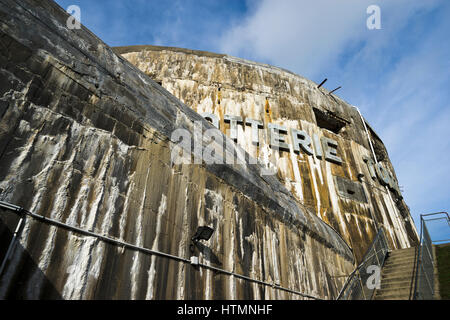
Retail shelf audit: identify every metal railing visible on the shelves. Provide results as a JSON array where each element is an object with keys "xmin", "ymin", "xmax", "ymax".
[
  {"xmin": 0, "ymin": 200, "xmax": 322, "ymax": 299},
  {"xmin": 337, "ymin": 227, "xmax": 389, "ymax": 300},
  {"xmin": 413, "ymin": 212, "xmax": 450, "ymax": 300}
]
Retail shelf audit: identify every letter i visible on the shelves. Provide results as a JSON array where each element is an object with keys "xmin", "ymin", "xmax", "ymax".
[{"xmin": 313, "ymin": 134, "xmax": 323, "ymax": 159}]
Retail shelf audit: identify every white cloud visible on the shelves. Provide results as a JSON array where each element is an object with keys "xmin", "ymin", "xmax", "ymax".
[
  {"xmin": 356, "ymin": 6, "xmax": 450, "ymax": 223},
  {"xmin": 219, "ymin": 0, "xmax": 450, "ymax": 230},
  {"xmin": 220, "ymin": 0, "xmax": 441, "ymax": 78},
  {"xmin": 221, "ymin": 0, "xmax": 369, "ymax": 77}
]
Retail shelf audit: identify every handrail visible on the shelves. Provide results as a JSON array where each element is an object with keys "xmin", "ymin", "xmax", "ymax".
[
  {"xmin": 412, "ymin": 212, "xmax": 449, "ymax": 299},
  {"xmin": 337, "ymin": 227, "xmax": 389, "ymax": 300},
  {"xmin": 0, "ymin": 200, "xmax": 321, "ymax": 299},
  {"xmin": 421, "ymin": 212, "xmax": 450, "ymax": 230},
  {"xmin": 421, "ymin": 212, "xmax": 449, "ymax": 218}
]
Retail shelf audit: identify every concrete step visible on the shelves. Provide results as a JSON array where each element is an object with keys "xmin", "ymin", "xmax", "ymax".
[
  {"xmin": 374, "ymin": 286, "xmax": 413, "ymax": 299},
  {"xmin": 388, "ymin": 250, "xmax": 416, "ymax": 257},
  {"xmin": 384, "ymin": 255, "xmax": 416, "ymax": 263},
  {"xmin": 387, "ymin": 248, "xmax": 416, "ymax": 257},
  {"xmin": 381, "ymin": 272, "xmax": 415, "ymax": 282},
  {"xmin": 381, "ymin": 265, "xmax": 415, "ymax": 275},
  {"xmin": 390, "ymin": 247, "xmax": 416, "ymax": 253},
  {"xmin": 374, "ymin": 291, "xmax": 413, "ymax": 300},
  {"xmin": 382, "ymin": 263, "xmax": 414, "ymax": 271},
  {"xmin": 387, "ymin": 247, "xmax": 416, "ymax": 254},
  {"xmin": 374, "ymin": 292, "xmax": 411, "ymax": 300},
  {"xmin": 385, "ymin": 254, "xmax": 416, "ymax": 262},
  {"xmin": 386, "ymin": 254, "xmax": 416, "ymax": 261},
  {"xmin": 380, "ymin": 273, "xmax": 416, "ymax": 283},
  {"xmin": 384, "ymin": 260, "xmax": 416, "ymax": 268},
  {"xmin": 380, "ymin": 279, "xmax": 413, "ymax": 290},
  {"xmin": 383, "ymin": 261, "xmax": 416, "ymax": 269},
  {"xmin": 387, "ymin": 251, "xmax": 416, "ymax": 258},
  {"xmin": 381, "ymin": 266, "xmax": 414, "ymax": 275}
]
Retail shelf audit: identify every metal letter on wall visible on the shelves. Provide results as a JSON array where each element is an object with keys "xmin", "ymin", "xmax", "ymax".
[
  {"xmin": 224, "ymin": 115, "xmax": 243, "ymax": 141},
  {"xmin": 322, "ymin": 137, "xmax": 342, "ymax": 164},
  {"xmin": 313, "ymin": 134, "xmax": 323, "ymax": 159},
  {"xmin": 245, "ymin": 119, "xmax": 263, "ymax": 146},
  {"xmin": 268, "ymin": 123, "xmax": 290, "ymax": 152},
  {"xmin": 291, "ymin": 128, "xmax": 313, "ymax": 155}
]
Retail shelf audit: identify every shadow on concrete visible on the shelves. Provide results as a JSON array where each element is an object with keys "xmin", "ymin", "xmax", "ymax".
[
  {"xmin": 193, "ymin": 241, "xmax": 222, "ymax": 267},
  {"xmin": 0, "ymin": 209, "xmax": 62, "ymax": 299}
]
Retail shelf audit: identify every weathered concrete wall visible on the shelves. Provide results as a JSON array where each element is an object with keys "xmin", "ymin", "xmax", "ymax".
[
  {"xmin": 115, "ymin": 46, "xmax": 419, "ymax": 260},
  {"xmin": 0, "ymin": 0, "xmax": 356, "ymax": 299}
]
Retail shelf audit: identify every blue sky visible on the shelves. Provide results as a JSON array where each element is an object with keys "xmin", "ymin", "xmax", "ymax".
[{"xmin": 54, "ymin": 0, "xmax": 449, "ymax": 242}]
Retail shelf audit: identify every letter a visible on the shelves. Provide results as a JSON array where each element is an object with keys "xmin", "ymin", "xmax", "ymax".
[
  {"xmin": 366, "ymin": 5, "xmax": 381, "ymax": 30},
  {"xmin": 66, "ymin": 5, "xmax": 81, "ymax": 30},
  {"xmin": 366, "ymin": 265, "xmax": 381, "ymax": 289}
]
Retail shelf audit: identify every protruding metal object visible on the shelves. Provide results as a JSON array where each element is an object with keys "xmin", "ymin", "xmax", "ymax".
[
  {"xmin": 317, "ymin": 78, "xmax": 327, "ymax": 89},
  {"xmin": 191, "ymin": 226, "xmax": 214, "ymax": 243},
  {"xmin": 329, "ymin": 86, "xmax": 341, "ymax": 95},
  {"xmin": 0, "ymin": 210, "xmax": 25, "ymax": 277}
]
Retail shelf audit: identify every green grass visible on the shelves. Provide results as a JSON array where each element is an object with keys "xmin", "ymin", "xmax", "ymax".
[{"xmin": 436, "ymin": 244, "xmax": 450, "ymax": 300}]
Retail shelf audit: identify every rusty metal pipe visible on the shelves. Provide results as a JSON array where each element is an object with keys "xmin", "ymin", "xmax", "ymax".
[
  {"xmin": 317, "ymin": 78, "xmax": 327, "ymax": 89},
  {"xmin": 0, "ymin": 216, "xmax": 25, "ymax": 277},
  {"xmin": 328, "ymin": 86, "xmax": 341, "ymax": 95}
]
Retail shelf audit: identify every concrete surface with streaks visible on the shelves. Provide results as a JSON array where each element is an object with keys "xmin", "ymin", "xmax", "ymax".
[
  {"xmin": 0, "ymin": 0, "xmax": 367, "ymax": 299},
  {"xmin": 116, "ymin": 45, "xmax": 419, "ymax": 262}
]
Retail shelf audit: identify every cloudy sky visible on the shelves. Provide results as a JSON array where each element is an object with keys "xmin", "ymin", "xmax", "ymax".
[{"xmin": 54, "ymin": 0, "xmax": 449, "ymax": 240}]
